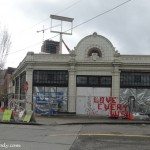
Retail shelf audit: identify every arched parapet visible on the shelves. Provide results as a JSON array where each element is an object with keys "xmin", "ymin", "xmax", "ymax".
[{"xmin": 75, "ymin": 32, "xmax": 116, "ymax": 62}]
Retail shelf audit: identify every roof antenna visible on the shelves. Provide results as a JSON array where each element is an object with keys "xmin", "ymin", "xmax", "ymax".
[
  {"xmin": 37, "ymin": 25, "xmax": 45, "ymax": 42},
  {"xmin": 62, "ymin": 39, "xmax": 71, "ymax": 54},
  {"xmin": 50, "ymin": 14, "xmax": 74, "ymax": 54}
]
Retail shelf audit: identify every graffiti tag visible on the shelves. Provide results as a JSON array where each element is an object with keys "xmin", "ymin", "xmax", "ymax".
[{"xmin": 93, "ymin": 96, "xmax": 129, "ymax": 118}]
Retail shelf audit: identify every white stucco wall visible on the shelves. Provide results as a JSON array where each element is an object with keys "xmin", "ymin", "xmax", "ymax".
[
  {"xmin": 76, "ymin": 87, "xmax": 111, "ymax": 115},
  {"xmin": 13, "ymin": 32, "xmax": 150, "ymax": 114},
  {"xmin": 75, "ymin": 32, "xmax": 115, "ymax": 62}
]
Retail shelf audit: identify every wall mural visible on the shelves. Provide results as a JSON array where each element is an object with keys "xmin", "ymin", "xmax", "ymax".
[
  {"xmin": 93, "ymin": 96, "xmax": 129, "ymax": 118},
  {"xmin": 76, "ymin": 87, "xmax": 130, "ymax": 118},
  {"xmin": 120, "ymin": 88, "xmax": 150, "ymax": 114},
  {"xmin": 76, "ymin": 87, "xmax": 111, "ymax": 116},
  {"xmin": 33, "ymin": 87, "xmax": 68, "ymax": 115}
]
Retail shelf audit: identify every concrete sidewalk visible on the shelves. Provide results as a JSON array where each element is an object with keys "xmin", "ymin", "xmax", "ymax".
[
  {"xmin": 35, "ymin": 115, "xmax": 150, "ymax": 126},
  {"xmin": 0, "ymin": 114, "xmax": 150, "ymax": 125}
]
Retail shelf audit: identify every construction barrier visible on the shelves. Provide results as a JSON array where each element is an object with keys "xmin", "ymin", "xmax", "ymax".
[
  {"xmin": 23, "ymin": 110, "xmax": 35, "ymax": 123},
  {"xmin": 0, "ymin": 97, "xmax": 36, "ymax": 123},
  {"xmin": 2, "ymin": 109, "xmax": 14, "ymax": 122},
  {"xmin": 0, "ymin": 108, "xmax": 35, "ymax": 123}
]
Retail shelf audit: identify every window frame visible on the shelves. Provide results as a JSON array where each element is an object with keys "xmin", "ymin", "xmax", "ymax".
[
  {"xmin": 120, "ymin": 71, "xmax": 150, "ymax": 88},
  {"xmin": 76, "ymin": 75, "xmax": 112, "ymax": 87},
  {"xmin": 33, "ymin": 70, "xmax": 68, "ymax": 87}
]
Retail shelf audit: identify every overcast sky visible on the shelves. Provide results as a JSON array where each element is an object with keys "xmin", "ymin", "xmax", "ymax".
[{"xmin": 0, "ymin": 0, "xmax": 150, "ymax": 68}]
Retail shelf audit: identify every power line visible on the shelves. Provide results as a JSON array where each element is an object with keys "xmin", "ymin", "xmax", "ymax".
[
  {"xmin": 6, "ymin": 42, "xmax": 42, "ymax": 55},
  {"xmin": 72, "ymin": 0, "xmax": 133, "ymax": 30},
  {"xmin": 17, "ymin": 0, "xmax": 83, "ymax": 34},
  {"xmin": 9, "ymin": 0, "xmax": 83, "ymax": 54},
  {"xmin": 55, "ymin": 0, "xmax": 83, "ymax": 15},
  {"xmin": 20, "ymin": 18, "xmax": 49, "ymax": 33},
  {"xmin": 6, "ymin": 0, "xmax": 133, "ymax": 56},
  {"xmin": 49, "ymin": 0, "xmax": 134, "ymax": 40},
  {"xmin": 8, "ymin": 0, "xmax": 83, "ymax": 55},
  {"xmin": 36, "ymin": 0, "xmax": 83, "ymax": 39}
]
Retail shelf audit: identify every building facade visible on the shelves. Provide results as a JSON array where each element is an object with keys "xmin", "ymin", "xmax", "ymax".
[
  {"xmin": 13, "ymin": 32, "xmax": 150, "ymax": 116},
  {"xmin": 0, "ymin": 70, "xmax": 5, "ymax": 107},
  {"xmin": 0, "ymin": 67, "xmax": 15, "ymax": 108}
]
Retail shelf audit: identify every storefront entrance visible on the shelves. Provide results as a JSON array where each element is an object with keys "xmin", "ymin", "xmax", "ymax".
[{"xmin": 76, "ymin": 75, "xmax": 112, "ymax": 116}]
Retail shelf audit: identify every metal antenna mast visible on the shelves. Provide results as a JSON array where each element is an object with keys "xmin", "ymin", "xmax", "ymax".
[
  {"xmin": 50, "ymin": 14, "xmax": 74, "ymax": 54},
  {"xmin": 37, "ymin": 25, "xmax": 45, "ymax": 42},
  {"xmin": 37, "ymin": 24, "xmax": 61, "ymax": 43}
]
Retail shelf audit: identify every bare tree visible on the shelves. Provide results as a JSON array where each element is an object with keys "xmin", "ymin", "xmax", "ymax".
[{"xmin": 0, "ymin": 26, "xmax": 11, "ymax": 69}]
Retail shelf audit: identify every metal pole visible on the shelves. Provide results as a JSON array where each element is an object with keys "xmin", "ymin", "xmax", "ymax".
[
  {"xmin": 59, "ymin": 33, "xmax": 62, "ymax": 54},
  {"xmin": 42, "ymin": 25, "xmax": 44, "ymax": 42},
  {"xmin": 59, "ymin": 20, "xmax": 63, "ymax": 54}
]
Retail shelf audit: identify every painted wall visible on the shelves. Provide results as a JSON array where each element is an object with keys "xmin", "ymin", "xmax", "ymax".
[
  {"xmin": 76, "ymin": 87, "xmax": 111, "ymax": 116},
  {"xmin": 120, "ymin": 88, "xmax": 150, "ymax": 114},
  {"xmin": 33, "ymin": 87, "xmax": 68, "ymax": 115}
]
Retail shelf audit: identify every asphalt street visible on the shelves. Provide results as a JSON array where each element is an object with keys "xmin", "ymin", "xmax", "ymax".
[
  {"xmin": 70, "ymin": 124, "xmax": 150, "ymax": 150},
  {"xmin": 0, "ymin": 124, "xmax": 150, "ymax": 150},
  {"xmin": 70, "ymin": 135, "xmax": 150, "ymax": 150},
  {"xmin": 0, "ymin": 124, "xmax": 81, "ymax": 150}
]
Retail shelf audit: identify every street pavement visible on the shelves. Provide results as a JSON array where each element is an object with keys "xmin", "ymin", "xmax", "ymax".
[
  {"xmin": 0, "ymin": 123, "xmax": 150, "ymax": 150},
  {"xmin": 70, "ymin": 124, "xmax": 150, "ymax": 150},
  {"xmin": 0, "ymin": 124, "xmax": 82, "ymax": 150},
  {"xmin": 0, "ymin": 114, "xmax": 150, "ymax": 150}
]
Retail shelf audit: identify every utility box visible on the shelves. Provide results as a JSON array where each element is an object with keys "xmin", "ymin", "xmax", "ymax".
[{"xmin": 41, "ymin": 40, "xmax": 60, "ymax": 54}]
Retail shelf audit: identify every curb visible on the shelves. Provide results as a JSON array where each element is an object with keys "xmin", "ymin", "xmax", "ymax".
[
  {"xmin": 1, "ymin": 121, "xmax": 150, "ymax": 126},
  {"xmin": 0, "ymin": 121, "xmax": 43, "ymax": 126},
  {"xmin": 1, "ymin": 120, "xmax": 150, "ymax": 126},
  {"xmin": 57, "ymin": 121, "xmax": 150, "ymax": 125}
]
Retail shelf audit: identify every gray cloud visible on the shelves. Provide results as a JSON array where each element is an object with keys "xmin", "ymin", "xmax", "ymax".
[
  {"xmin": 5, "ymin": 0, "xmax": 150, "ymax": 68},
  {"xmin": 14, "ymin": 0, "xmax": 150, "ymax": 54}
]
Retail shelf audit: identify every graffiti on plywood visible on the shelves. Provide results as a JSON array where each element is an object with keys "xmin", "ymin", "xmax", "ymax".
[
  {"xmin": 33, "ymin": 87, "xmax": 68, "ymax": 115},
  {"xmin": 93, "ymin": 96, "xmax": 129, "ymax": 118},
  {"xmin": 85, "ymin": 96, "xmax": 98, "ymax": 116}
]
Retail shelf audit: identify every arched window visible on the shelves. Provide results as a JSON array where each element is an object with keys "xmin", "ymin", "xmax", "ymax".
[{"xmin": 88, "ymin": 47, "xmax": 102, "ymax": 57}]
